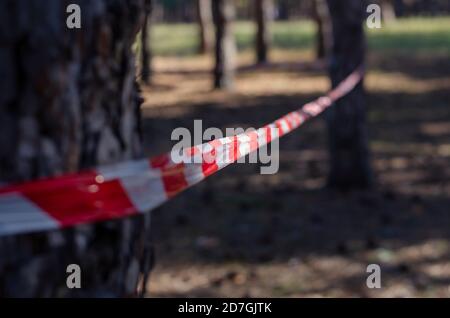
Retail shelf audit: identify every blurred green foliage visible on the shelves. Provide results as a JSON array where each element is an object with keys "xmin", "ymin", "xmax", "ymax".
[
  {"xmin": 368, "ymin": 17, "xmax": 450, "ymax": 53},
  {"xmin": 145, "ymin": 17, "xmax": 450, "ymax": 56}
]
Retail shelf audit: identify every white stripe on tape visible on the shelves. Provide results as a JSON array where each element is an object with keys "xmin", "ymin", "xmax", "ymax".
[
  {"xmin": 280, "ymin": 119, "xmax": 290, "ymax": 134},
  {"xmin": 98, "ymin": 159, "xmax": 161, "ymax": 181},
  {"xmin": 99, "ymin": 160, "xmax": 167, "ymax": 212},
  {"xmin": 0, "ymin": 193, "xmax": 59, "ymax": 236},
  {"xmin": 238, "ymin": 134, "xmax": 251, "ymax": 157}
]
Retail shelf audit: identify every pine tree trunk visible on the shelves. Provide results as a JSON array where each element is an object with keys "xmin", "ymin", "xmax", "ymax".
[
  {"xmin": 326, "ymin": 0, "xmax": 373, "ymax": 190},
  {"xmin": 197, "ymin": 0, "xmax": 214, "ymax": 54},
  {"xmin": 141, "ymin": 0, "xmax": 153, "ymax": 84},
  {"xmin": 0, "ymin": 0, "xmax": 154, "ymax": 297},
  {"xmin": 255, "ymin": 0, "xmax": 273, "ymax": 64},
  {"xmin": 313, "ymin": 0, "xmax": 333, "ymax": 60},
  {"xmin": 212, "ymin": 0, "xmax": 236, "ymax": 90}
]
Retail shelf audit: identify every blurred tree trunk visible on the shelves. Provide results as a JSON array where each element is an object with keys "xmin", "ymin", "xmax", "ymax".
[
  {"xmin": 0, "ymin": 0, "xmax": 154, "ymax": 297},
  {"xmin": 255, "ymin": 0, "xmax": 273, "ymax": 64},
  {"xmin": 326, "ymin": 0, "xmax": 373, "ymax": 190},
  {"xmin": 278, "ymin": 1, "xmax": 289, "ymax": 20},
  {"xmin": 312, "ymin": 0, "xmax": 333, "ymax": 60},
  {"xmin": 141, "ymin": 0, "xmax": 154, "ymax": 84},
  {"xmin": 212, "ymin": 0, "xmax": 236, "ymax": 90},
  {"xmin": 197, "ymin": 0, "xmax": 214, "ymax": 54},
  {"xmin": 394, "ymin": 0, "xmax": 404, "ymax": 17},
  {"xmin": 381, "ymin": 0, "xmax": 397, "ymax": 22}
]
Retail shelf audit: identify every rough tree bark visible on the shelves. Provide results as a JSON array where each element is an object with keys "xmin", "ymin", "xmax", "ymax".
[
  {"xmin": 212, "ymin": 0, "xmax": 236, "ymax": 90},
  {"xmin": 0, "ymin": 0, "xmax": 154, "ymax": 297},
  {"xmin": 255, "ymin": 0, "xmax": 273, "ymax": 64},
  {"xmin": 141, "ymin": 0, "xmax": 153, "ymax": 84},
  {"xmin": 312, "ymin": 0, "xmax": 333, "ymax": 60},
  {"xmin": 326, "ymin": 0, "xmax": 373, "ymax": 190},
  {"xmin": 197, "ymin": 0, "xmax": 214, "ymax": 54}
]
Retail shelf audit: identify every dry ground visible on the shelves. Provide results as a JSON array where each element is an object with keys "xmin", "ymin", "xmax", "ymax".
[{"xmin": 140, "ymin": 48, "xmax": 450, "ymax": 298}]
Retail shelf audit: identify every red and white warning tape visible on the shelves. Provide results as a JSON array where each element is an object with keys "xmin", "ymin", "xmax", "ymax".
[{"xmin": 0, "ymin": 67, "xmax": 364, "ymax": 237}]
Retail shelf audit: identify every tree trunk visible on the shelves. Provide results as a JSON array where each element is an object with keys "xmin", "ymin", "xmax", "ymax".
[
  {"xmin": 141, "ymin": 0, "xmax": 153, "ymax": 84},
  {"xmin": 197, "ymin": 0, "xmax": 214, "ymax": 54},
  {"xmin": 394, "ymin": 0, "xmax": 404, "ymax": 17},
  {"xmin": 0, "ymin": 0, "xmax": 154, "ymax": 297},
  {"xmin": 212, "ymin": 0, "xmax": 236, "ymax": 90},
  {"xmin": 326, "ymin": 0, "xmax": 373, "ymax": 190},
  {"xmin": 312, "ymin": 0, "xmax": 333, "ymax": 60},
  {"xmin": 381, "ymin": 0, "xmax": 397, "ymax": 22},
  {"xmin": 255, "ymin": 0, "xmax": 273, "ymax": 64}
]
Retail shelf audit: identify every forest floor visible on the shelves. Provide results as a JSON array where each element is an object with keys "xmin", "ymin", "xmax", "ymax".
[{"xmin": 140, "ymin": 19, "xmax": 450, "ymax": 298}]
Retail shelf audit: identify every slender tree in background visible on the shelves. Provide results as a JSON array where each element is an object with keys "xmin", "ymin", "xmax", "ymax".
[
  {"xmin": 381, "ymin": 0, "xmax": 397, "ymax": 22},
  {"xmin": 255, "ymin": 0, "xmax": 274, "ymax": 64},
  {"xmin": 0, "ymin": 0, "xmax": 153, "ymax": 297},
  {"xmin": 312, "ymin": 0, "xmax": 333, "ymax": 60},
  {"xmin": 326, "ymin": 0, "xmax": 373, "ymax": 189},
  {"xmin": 396, "ymin": 0, "xmax": 406, "ymax": 16},
  {"xmin": 141, "ymin": 0, "xmax": 154, "ymax": 84},
  {"xmin": 212, "ymin": 0, "xmax": 237, "ymax": 90},
  {"xmin": 197, "ymin": 0, "xmax": 214, "ymax": 54}
]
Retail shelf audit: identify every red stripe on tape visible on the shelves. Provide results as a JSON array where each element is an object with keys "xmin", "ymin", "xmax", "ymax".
[
  {"xmin": 0, "ymin": 66, "xmax": 364, "ymax": 237},
  {"xmin": 23, "ymin": 173, "xmax": 137, "ymax": 227}
]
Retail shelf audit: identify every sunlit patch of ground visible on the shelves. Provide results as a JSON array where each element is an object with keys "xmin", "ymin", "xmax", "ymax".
[{"xmin": 140, "ymin": 45, "xmax": 450, "ymax": 298}]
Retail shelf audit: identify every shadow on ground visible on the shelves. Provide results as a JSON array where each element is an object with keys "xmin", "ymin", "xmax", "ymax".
[{"xmin": 141, "ymin": 50, "xmax": 450, "ymax": 297}]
